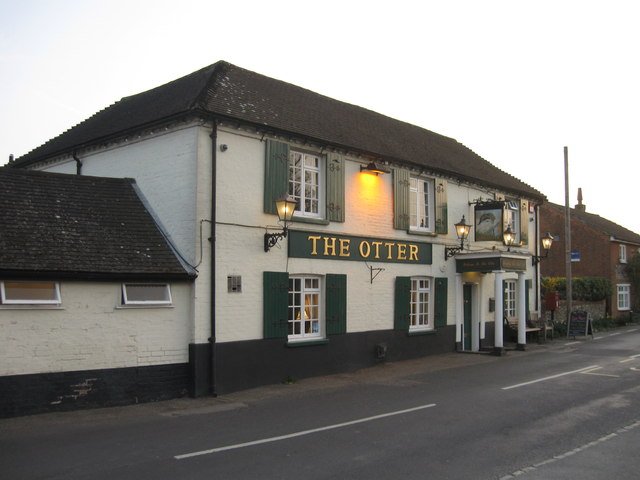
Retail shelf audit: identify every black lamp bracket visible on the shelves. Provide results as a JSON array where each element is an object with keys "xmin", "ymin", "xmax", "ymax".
[{"xmin": 264, "ymin": 228, "xmax": 288, "ymax": 252}]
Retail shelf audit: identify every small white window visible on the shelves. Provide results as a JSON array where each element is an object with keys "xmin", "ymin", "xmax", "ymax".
[
  {"xmin": 288, "ymin": 150, "xmax": 324, "ymax": 218},
  {"xmin": 410, "ymin": 277, "xmax": 433, "ymax": 330},
  {"xmin": 620, "ymin": 245, "xmax": 627, "ymax": 263},
  {"xmin": 122, "ymin": 283, "xmax": 172, "ymax": 305},
  {"xmin": 617, "ymin": 284, "xmax": 630, "ymax": 311},
  {"xmin": 504, "ymin": 280, "xmax": 517, "ymax": 318},
  {"xmin": 0, "ymin": 281, "xmax": 61, "ymax": 305},
  {"xmin": 409, "ymin": 176, "xmax": 435, "ymax": 232},
  {"xmin": 288, "ymin": 276, "xmax": 322, "ymax": 340}
]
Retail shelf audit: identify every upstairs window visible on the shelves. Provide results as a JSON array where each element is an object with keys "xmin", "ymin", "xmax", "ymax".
[
  {"xmin": 503, "ymin": 201, "xmax": 521, "ymax": 245},
  {"xmin": 0, "ymin": 281, "xmax": 61, "ymax": 305},
  {"xmin": 289, "ymin": 150, "xmax": 323, "ymax": 218},
  {"xmin": 122, "ymin": 283, "xmax": 172, "ymax": 306},
  {"xmin": 620, "ymin": 245, "xmax": 627, "ymax": 263},
  {"xmin": 409, "ymin": 176, "xmax": 435, "ymax": 232}
]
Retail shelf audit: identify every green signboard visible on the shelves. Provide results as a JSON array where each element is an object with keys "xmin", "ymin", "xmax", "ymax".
[
  {"xmin": 288, "ymin": 230, "xmax": 432, "ymax": 264},
  {"xmin": 456, "ymin": 256, "xmax": 527, "ymax": 273}
]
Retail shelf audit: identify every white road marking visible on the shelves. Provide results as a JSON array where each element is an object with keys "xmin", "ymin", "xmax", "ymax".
[
  {"xmin": 499, "ymin": 419, "xmax": 640, "ymax": 479},
  {"xmin": 502, "ymin": 365, "xmax": 599, "ymax": 390},
  {"xmin": 174, "ymin": 403, "xmax": 437, "ymax": 459}
]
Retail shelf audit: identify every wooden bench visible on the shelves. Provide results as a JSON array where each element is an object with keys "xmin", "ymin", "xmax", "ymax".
[{"xmin": 504, "ymin": 316, "xmax": 542, "ymax": 342}]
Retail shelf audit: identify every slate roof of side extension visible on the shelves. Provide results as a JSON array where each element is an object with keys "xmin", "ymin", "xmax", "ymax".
[
  {"xmin": 546, "ymin": 202, "xmax": 640, "ymax": 245},
  {"xmin": 11, "ymin": 61, "xmax": 544, "ymax": 202},
  {"xmin": 0, "ymin": 169, "xmax": 195, "ymax": 280}
]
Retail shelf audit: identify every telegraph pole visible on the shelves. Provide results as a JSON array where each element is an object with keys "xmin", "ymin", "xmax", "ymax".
[{"xmin": 564, "ymin": 146, "xmax": 573, "ymax": 330}]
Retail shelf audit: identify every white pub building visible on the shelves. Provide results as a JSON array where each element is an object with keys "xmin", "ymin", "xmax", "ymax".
[{"xmin": 2, "ymin": 61, "xmax": 549, "ymax": 415}]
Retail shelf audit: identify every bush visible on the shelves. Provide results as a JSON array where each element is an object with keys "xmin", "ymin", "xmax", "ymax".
[{"xmin": 542, "ymin": 276, "xmax": 612, "ymax": 301}]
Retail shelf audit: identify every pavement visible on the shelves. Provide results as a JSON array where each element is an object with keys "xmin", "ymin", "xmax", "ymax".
[{"xmin": 1, "ymin": 335, "xmax": 566, "ymax": 430}]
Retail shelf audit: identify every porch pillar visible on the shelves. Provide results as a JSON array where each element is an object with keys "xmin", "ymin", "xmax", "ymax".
[
  {"xmin": 517, "ymin": 272, "xmax": 527, "ymax": 350},
  {"xmin": 493, "ymin": 270, "xmax": 505, "ymax": 355},
  {"xmin": 456, "ymin": 273, "xmax": 463, "ymax": 349}
]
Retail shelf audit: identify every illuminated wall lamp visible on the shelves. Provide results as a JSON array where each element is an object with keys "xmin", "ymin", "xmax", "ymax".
[
  {"xmin": 503, "ymin": 224, "xmax": 516, "ymax": 251},
  {"xmin": 532, "ymin": 232, "xmax": 554, "ymax": 265},
  {"xmin": 360, "ymin": 162, "xmax": 390, "ymax": 175},
  {"xmin": 444, "ymin": 215, "xmax": 472, "ymax": 260},
  {"xmin": 264, "ymin": 194, "xmax": 297, "ymax": 252}
]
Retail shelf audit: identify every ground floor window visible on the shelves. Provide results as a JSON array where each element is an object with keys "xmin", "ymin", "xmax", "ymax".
[
  {"xmin": 122, "ymin": 283, "xmax": 172, "ymax": 306},
  {"xmin": 263, "ymin": 272, "xmax": 346, "ymax": 340},
  {"xmin": 504, "ymin": 279, "xmax": 517, "ymax": 318},
  {"xmin": 288, "ymin": 276, "xmax": 322, "ymax": 340},
  {"xmin": 617, "ymin": 284, "xmax": 630, "ymax": 311},
  {"xmin": 410, "ymin": 277, "xmax": 433, "ymax": 330},
  {"xmin": 0, "ymin": 280, "xmax": 61, "ymax": 305}
]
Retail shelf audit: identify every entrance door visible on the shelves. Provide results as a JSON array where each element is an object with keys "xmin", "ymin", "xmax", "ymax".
[{"xmin": 463, "ymin": 284, "xmax": 472, "ymax": 350}]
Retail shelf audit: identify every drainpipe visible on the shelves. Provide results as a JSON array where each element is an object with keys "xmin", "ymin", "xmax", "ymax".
[
  {"xmin": 209, "ymin": 122, "xmax": 218, "ymax": 397},
  {"xmin": 73, "ymin": 151, "xmax": 83, "ymax": 175}
]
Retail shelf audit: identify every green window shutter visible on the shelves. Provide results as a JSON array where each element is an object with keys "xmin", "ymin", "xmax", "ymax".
[
  {"xmin": 264, "ymin": 140, "xmax": 290, "ymax": 214},
  {"xmin": 393, "ymin": 168, "xmax": 410, "ymax": 230},
  {"xmin": 520, "ymin": 200, "xmax": 529, "ymax": 245},
  {"xmin": 435, "ymin": 180, "xmax": 448, "ymax": 234},
  {"xmin": 263, "ymin": 271, "xmax": 289, "ymax": 339},
  {"xmin": 394, "ymin": 276, "xmax": 411, "ymax": 330},
  {"xmin": 525, "ymin": 279, "xmax": 532, "ymax": 318},
  {"xmin": 326, "ymin": 153, "xmax": 345, "ymax": 222},
  {"xmin": 325, "ymin": 274, "xmax": 347, "ymax": 335},
  {"xmin": 434, "ymin": 277, "xmax": 448, "ymax": 327}
]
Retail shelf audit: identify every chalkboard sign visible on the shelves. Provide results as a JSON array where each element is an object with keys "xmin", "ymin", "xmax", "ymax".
[{"xmin": 567, "ymin": 310, "xmax": 593, "ymax": 338}]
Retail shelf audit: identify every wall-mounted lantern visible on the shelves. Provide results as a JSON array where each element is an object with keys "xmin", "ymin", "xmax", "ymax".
[
  {"xmin": 360, "ymin": 162, "xmax": 390, "ymax": 175},
  {"xmin": 502, "ymin": 224, "xmax": 516, "ymax": 251},
  {"xmin": 264, "ymin": 194, "xmax": 297, "ymax": 252},
  {"xmin": 444, "ymin": 215, "xmax": 472, "ymax": 260},
  {"xmin": 532, "ymin": 232, "xmax": 554, "ymax": 265}
]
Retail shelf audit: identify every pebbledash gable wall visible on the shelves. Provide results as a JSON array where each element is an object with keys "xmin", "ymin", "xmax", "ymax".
[{"xmin": 0, "ymin": 281, "xmax": 192, "ymax": 417}]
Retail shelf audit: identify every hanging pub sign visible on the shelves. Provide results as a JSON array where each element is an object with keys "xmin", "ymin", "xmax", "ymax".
[
  {"xmin": 288, "ymin": 230, "xmax": 432, "ymax": 264},
  {"xmin": 474, "ymin": 202, "xmax": 503, "ymax": 242}
]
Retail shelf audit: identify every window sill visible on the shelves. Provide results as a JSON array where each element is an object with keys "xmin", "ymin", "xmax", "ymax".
[
  {"xmin": 116, "ymin": 304, "xmax": 175, "ymax": 310},
  {"xmin": 408, "ymin": 329, "xmax": 437, "ymax": 336},
  {"xmin": 407, "ymin": 229, "xmax": 437, "ymax": 237},
  {"xmin": 292, "ymin": 216, "xmax": 330, "ymax": 226},
  {"xmin": 0, "ymin": 305, "xmax": 64, "ymax": 310},
  {"xmin": 286, "ymin": 339, "xmax": 329, "ymax": 347}
]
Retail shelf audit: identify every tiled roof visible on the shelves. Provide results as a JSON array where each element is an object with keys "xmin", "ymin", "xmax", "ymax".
[
  {"xmin": 11, "ymin": 61, "xmax": 544, "ymax": 201},
  {"xmin": 546, "ymin": 202, "xmax": 640, "ymax": 245},
  {"xmin": 0, "ymin": 169, "xmax": 195, "ymax": 280}
]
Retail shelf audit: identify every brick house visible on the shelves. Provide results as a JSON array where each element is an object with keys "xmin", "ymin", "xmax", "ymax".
[
  {"xmin": 540, "ymin": 190, "xmax": 640, "ymax": 318},
  {"xmin": 6, "ymin": 61, "xmax": 548, "ymax": 413}
]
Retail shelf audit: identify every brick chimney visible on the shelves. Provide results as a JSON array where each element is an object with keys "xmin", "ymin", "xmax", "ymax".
[{"xmin": 575, "ymin": 188, "xmax": 586, "ymax": 212}]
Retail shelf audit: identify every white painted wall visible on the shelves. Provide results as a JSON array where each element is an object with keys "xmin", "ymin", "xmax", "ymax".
[
  {"xmin": 213, "ymin": 127, "xmax": 540, "ymax": 343},
  {"xmin": 0, "ymin": 282, "xmax": 192, "ymax": 376},
  {"xmin": 41, "ymin": 127, "xmax": 200, "ymax": 264}
]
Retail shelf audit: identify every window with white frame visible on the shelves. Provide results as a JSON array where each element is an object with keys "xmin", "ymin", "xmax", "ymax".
[
  {"xmin": 288, "ymin": 276, "xmax": 322, "ymax": 340},
  {"xmin": 504, "ymin": 280, "xmax": 517, "ymax": 318},
  {"xmin": 620, "ymin": 245, "xmax": 627, "ymax": 263},
  {"xmin": 410, "ymin": 277, "xmax": 433, "ymax": 330},
  {"xmin": 409, "ymin": 176, "xmax": 435, "ymax": 232},
  {"xmin": 122, "ymin": 283, "xmax": 172, "ymax": 306},
  {"xmin": 289, "ymin": 150, "xmax": 323, "ymax": 218},
  {"xmin": 504, "ymin": 200, "xmax": 520, "ymax": 244},
  {"xmin": 0, "ymin": 281, "xmax": 61, "ymax": 305},
  {"xmin": 617, "ymin": 284, "xmax": 630, "ymax": 311}
]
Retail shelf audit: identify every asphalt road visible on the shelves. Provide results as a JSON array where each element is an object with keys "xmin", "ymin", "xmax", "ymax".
[{"xmin": 2, "ymin": 326, "xmax": 640, "ymax": 479}]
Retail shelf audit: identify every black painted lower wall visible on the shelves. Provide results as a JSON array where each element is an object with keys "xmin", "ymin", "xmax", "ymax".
[
  {"xmin": 1, "ymin": 326, "xmax": 457, "ymax": 418},
  {"xmin": 212, "ymin": 326, "xmax": 457, "ymax": 395},
  {"xmin": 0, "ymin": 363, "xmax": 190, "ymax": 418}
]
